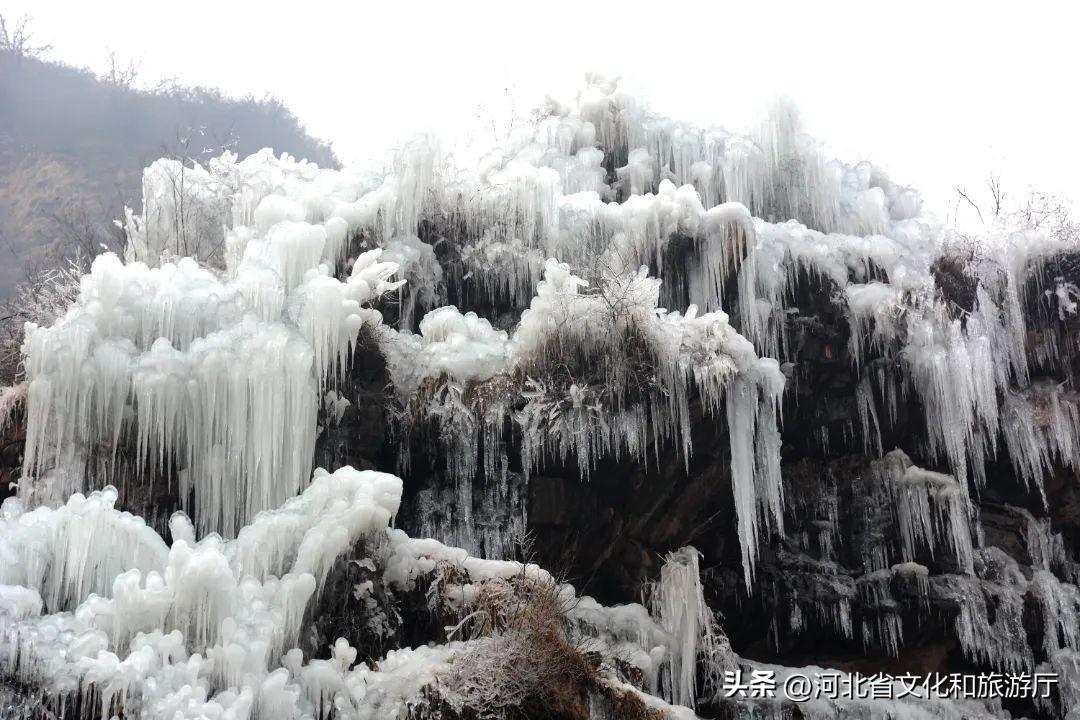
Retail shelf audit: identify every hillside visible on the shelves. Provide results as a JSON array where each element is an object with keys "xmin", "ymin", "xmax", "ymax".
[
  {"xmin": 0, "ymin": 47, "xmax": 337, "ymax": 299},
  {"xmin": 2, "ymin": 76, "xmax": 1080, "ymax": 718}
]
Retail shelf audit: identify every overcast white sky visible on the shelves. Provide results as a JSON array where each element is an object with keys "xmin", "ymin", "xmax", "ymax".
[{"xmin": 8, "ymin": 0, "xmax": 1079, "ymax": 223}]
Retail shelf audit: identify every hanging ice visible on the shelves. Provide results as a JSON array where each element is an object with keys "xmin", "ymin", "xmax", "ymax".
[
  {"xmin": 382, "ymin": 259, "xmax": 784, "ymax": 579},
  {"xmin": 20, "ymin": 159, "xmax": 404, "ymax": 534},
  {"xmin": 648, "ymin": 547, "xmax": 735, "ymax": 708}
]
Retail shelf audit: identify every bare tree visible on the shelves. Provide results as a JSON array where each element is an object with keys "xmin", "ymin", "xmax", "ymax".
[
  {"xmin": 0, "ymin": 14, "xmax": 52, "ymax": 61},
  {"xmin": 953, "ymin": 173, "xmax": 1076, "ymax": 240},
  {"xmin": 48, "ymin": 197, "xmax": 124, "ymax": 259},
  {"xmin": 0, "ymin": 255, "xmax": 85, "ymax": 384},
  {"xmin": 104, "ymin": 49, "xmax": 139, "ymax": 89},
  {"xmin": 124, "ymin": 127, "xmax": 239, "ymax": 267},
  {"xmin": 0, "ymin": 156, "xmax": 119, "ymax": 279},
  {"xmin": 955, "ymin": 174, "xmax": 1008, "ymax": 226},
  {"xmin": 954, "ymin": 186, "xmax": 985, "ymax": 225},
  {"xmin": 987, "ymin": 175, "xmax": 1006, "ymax": 217},
  {"xmin": 1011, "ymin": 189, "xmax": 1078, "ymax": 242}
]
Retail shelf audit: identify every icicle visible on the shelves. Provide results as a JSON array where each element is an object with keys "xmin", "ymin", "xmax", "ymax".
[
  {"xmin": 1031, "ymin": 570, "xmax": 1080, "ymax": 656},
  {"xmin": 929, "ymin": 548, "xmax": 1033, "ymax": 673},
  {"xmin": 878, "ymin": 450, "xmax": 974, "ymax": 573},
  {"xmin": 856, "ymin": 569, "xmax": 904, "ymax": 656},
  {"xmin": 1001, "ymin": 381, "xmax": 1080, "ymax": 498},
  {"xmin": 0, "ymin": 486, "xmax": 169, "ymax": 613},
  {"xmin": 855, "ymin": 374, "xmax": 883, "ymax": 457},
  {"xmin": 1016, "ymin": 506, "xmax": 1067, "ymax": 572},
  {"xmin": 21, "ymin": 232, "xmax": 401, "ymax": 535},
  {"xmin": 845, "ymin": 282, "xmax": 904, "ymax": 371},
  {"xmin": 378, "ymin": 235, "xmax": 444, "ymax": 329},
  {"xmin": 648, "ymin": 548, "xmax": 734, "ymax": 709},
  {"xmin": 382, "ymin": 259, "xmax": 783, "ymax": 579}
]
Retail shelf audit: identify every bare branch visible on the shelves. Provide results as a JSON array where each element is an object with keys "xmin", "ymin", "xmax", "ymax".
[
  {"xmin": 988, "ymin": 175, "xmax": 1005, "ymax": 217},
  {"xmin": 104, "ymin": 49, "xmax": 139, "ymax": 88},
  {"xmin": 0, "ymin": 14, "xmax": 52, "ymax": 60},
  {"xmin": 955, "ymin": 186, "xmax": 984, "ymax": 225}
]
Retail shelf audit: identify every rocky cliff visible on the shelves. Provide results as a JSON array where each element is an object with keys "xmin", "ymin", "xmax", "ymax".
[{"xmin": 2, "ymin": 77, "xmax": 1079, "ymax": 719}]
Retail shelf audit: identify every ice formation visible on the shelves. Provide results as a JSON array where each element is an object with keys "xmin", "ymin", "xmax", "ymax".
[
  {"xmin": 383, "ymin": 257, "xmax": 784, "ymax": 577},
  {"xmin": 0, "ymin": 383, "xmax": 25, "ymax": 435},
  {"xmin": 876, "ymin": 450, "xmax": 975, "ymax": 574},
  {"xmin": 5, "ymin": 73, "xmax": 1080, "ymax": 718},
  {"xmin": 21, "ymin": 165, "xmax": 404, "ymax": 535},
  {"xmin": 0, "ymin": 467, "xmax": 706, "ymax": 719},
  {"xmin": 648, "ymin": 547, "xmax": 735, "ymax": 707}
]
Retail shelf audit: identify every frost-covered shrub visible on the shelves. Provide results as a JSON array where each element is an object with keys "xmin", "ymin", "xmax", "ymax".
[
  {"xmin": 0, "ymin": 255, "xmax": 84, "ymax": 385},
  {"xmin": 440, "ymin": 575, "xmax": 595, "ymax": 720}
]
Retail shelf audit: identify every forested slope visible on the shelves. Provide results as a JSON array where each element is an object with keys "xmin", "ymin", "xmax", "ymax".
[{"xmin": 0, "ymin": 45, "xmax": 336, "ymax": 298}]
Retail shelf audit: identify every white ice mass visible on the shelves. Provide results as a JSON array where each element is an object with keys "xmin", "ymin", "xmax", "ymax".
[{"xmin": 2, "ymin": 74, "xmax": 1080, "ymax": 718}]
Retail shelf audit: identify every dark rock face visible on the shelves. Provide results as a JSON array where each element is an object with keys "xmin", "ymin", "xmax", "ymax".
[
  {"xmin": 0, "ymin": 423, "xmax": 22, "ymax": 505},
  {"xmin": 314, "ymin": 340, "xmax": 390, "ymax": 474},
  {"xmin": 3, "ymin": 233, "xmax": 1079, "ymax": 717},
  {"xmin": 321, "ymin": 250, "xmax": 1079, "ymax": 718}
]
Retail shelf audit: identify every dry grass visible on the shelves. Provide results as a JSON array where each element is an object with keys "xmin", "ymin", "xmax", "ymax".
[
  {"xmin": 442, "ymin": 576, "xmax": 594, "ymax": 720},
  {"xmin": 406, "ymin": 571, "xmax": 669, "ymax": 720}
]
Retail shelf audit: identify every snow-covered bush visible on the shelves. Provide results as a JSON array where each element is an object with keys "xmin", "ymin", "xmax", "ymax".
[
  {"xmin": 0, "ymin": 255, "xmax": 84, "ymax": 384},
  {"xmin": 435, "ymin": 575, "xmax": 597, "ymax": 719}
]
